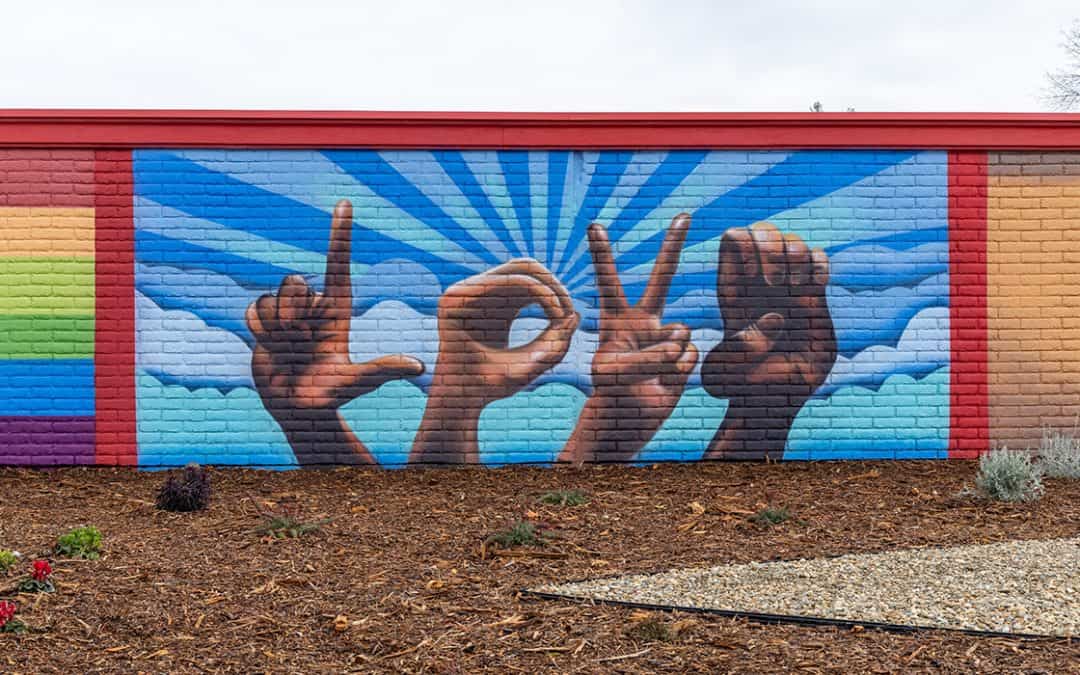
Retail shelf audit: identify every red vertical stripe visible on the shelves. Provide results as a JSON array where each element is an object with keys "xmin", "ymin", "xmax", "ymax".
[
  {"xmin": 94, "ymin": 150, "xmax": 137, "ymax": 465},
  {"xmin": 948, "ymin": 151, "xmax": 988, "ymax": 458}
]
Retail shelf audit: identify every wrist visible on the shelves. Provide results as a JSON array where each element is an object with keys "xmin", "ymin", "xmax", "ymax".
[
  {"xmin": 411, "ymin": 387, "xmax": 484, "ymax": 464},
  {"xmin": 705, "ymin": 403, "xmax": 796, "ymax": 460}
]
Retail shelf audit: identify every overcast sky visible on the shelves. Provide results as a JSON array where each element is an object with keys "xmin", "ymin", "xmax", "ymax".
[{"xmin": 1, "ymin": 1, "xmax": 1076, "ymax": 111}]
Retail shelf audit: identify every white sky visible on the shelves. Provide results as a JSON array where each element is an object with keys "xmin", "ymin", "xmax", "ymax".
[{"xmin": 1, "ymin": 0, "xmax": 1076, "ymax": 111}]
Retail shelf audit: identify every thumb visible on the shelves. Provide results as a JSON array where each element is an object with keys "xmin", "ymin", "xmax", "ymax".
[
  {"xmin": 702, "ymin": 312, "xmax": 783, "ymax": 399},
  {"xmin": 728, "ymin": 312, "xmax": 784, "ymax": 360},
  {"xmin": 368, "ymin": 355, "xmax": 426, "ymax": 380}
]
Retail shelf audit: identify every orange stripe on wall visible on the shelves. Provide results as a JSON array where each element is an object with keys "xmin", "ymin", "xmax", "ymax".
[
  {"xmin": 0, "ymin": 207, "xmax": 95, "ymax": 257},
  {"xmin": 987, "ymin": 153, "xmax": 1080, "ymax": 448}
]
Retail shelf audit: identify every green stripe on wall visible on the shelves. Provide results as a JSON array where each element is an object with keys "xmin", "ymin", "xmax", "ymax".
[
  {"xmin": 0, "ymin": 258, "xmax": 95, "ymax": 315},
  {"xmin": 0, "ymin": 314, "xmax": 94, "ymax": 359}
]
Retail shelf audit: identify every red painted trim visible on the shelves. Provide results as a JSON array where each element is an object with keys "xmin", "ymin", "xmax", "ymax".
[
  {"xmin": 948, "ymin": 151, "xmax": 989, "ymax": 459},
  {"xmin": 93, "ymin": 150, "xmax": 137, "ymax": 466},
  {"xmin": 2, "ymin": 110, "xmax": 1080, "ymax": 149}
]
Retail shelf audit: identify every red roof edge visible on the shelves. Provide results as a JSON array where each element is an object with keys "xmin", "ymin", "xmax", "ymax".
[{"xmin": 2, "ymin": 110, "xmax": 1079, "ymax": 149}]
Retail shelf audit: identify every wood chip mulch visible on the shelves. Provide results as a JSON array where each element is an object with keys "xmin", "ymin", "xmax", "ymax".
[{"xmin": 0, "ymin": 460, "xmax": 1078, "ymax": 673}]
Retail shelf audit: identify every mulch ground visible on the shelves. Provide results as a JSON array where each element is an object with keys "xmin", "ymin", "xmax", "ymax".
[{"xmin": 0, "ymin": 460, "xmax": 1078, "ymax": 673}]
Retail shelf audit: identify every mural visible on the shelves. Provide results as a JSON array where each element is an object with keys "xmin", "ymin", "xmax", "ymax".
[
  {"xmin": 0, "ymin": 150, "xmax": 96, "ymax": 465},
  {"xmin": 133, "ymin": 149, "xmax": 952, "ymax": 466}
]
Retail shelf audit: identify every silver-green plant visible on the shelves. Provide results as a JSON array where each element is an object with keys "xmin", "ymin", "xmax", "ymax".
[
  {"xmin": 1037, "ymin": 426, "xmax": 1080, "ymax": 479},
  {"xmin": 975, "ymin": 447, "xmax": 1044, "ymax": 502}
]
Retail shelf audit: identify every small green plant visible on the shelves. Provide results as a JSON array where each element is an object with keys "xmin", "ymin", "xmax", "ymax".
[
  {"xmin": 0, "ymin": 551, "xmax": 18, "ymax": 575},
  {"xmin": 628, "ymin": 617, "xmax": 673, "ymax": 642},
  {"xmin": 254, "ymin": 515, "xmax": 332, "ymax": 539},
  {"xmin": 486, "ymin": 521, "xmax": 547, "ymax": 548},
  {"xmin": 1038, "ymin": 426, "xmax": 1080, "ymax": 479},
  {"xmin": 55, "ymin": 526, "xmax": 102, "ymax": 560},
  {"xmin": 975, "ymin": 447, "xmax": 1044, "ymax": 502},
  {"xmin": 749, "ymin": 506, "xmax": 791, "ymax": 527},
  {"xmin": 538, "ymin": 489, "xmax": 589, "ymax": 506}
]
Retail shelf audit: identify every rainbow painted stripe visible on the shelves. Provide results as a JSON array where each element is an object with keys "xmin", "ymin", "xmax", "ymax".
[{"xmin": 0, "ymin": 151, "xmax": 95, "ymax": 464}]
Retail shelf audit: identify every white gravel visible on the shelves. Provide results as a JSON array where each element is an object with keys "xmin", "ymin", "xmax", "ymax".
[{"xmin": 535, "ymin": 537, "xmax": 1080, "ymax": 637}]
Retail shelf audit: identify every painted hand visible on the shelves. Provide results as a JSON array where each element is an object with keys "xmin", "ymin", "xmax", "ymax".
[
  {"xmin": 246, "ymin": 200, "xmax": 424, "ymax": 466},
  {"xmin": 701, "ymin": 222, "xmax": 836, "ymax": 460},
  {"xmin": 559, "ymin": 215, "xmax": 698, "ymax": 465},
  {"xmin": 410, "ymin": 259, "xmax": 580, "ymax": 464}
]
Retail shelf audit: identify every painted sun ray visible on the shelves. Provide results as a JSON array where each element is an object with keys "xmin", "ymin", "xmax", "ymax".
[
  {"xmin": 764, "ymin": 151, "xmax": 947, "ymax": 249},
  {"xmin": 136, "ymin": 197, "xmax": 334, "ymax": 278},
  {"xmin": 623, "ymin": 151, "xmax": 941, "ymax": 285},
  {"xmin": 433, "ymin": 150, "xmax": 523, "ymax": 259},
  {"xmin": 461, "ymin": 151, "xmax": 529, "ymax": 256},
  {"xmin": 498, "ymin": 151, "xmax": 535, "ymax": 258},
  {"xmin": 554, "ymin": 151, "xmax": 634, "ymax": 277},
  {"xmin": 527, "ymin": 152, "xmax": 550, "ymax": 267},
  {"xmin": 564, "ymin": 150, "xmax": 788, "ymax": 292},
  {"xmin": 136, "ymin": 229, "xmax": 299, "ymax": 290},
  {"xmin": 590, "ymin": 151, "xmax": 670, "ymax": 227},
  {"xmin": 611, "ymin": 150, "xmax": 920, "ymax": 274},
  {"xmin": 175, "ymin": 149, "xmax": 487, "ymax": 268},
  {"xmin": 379, "ymin": 151, "xmax": 512, "ymax": 261},
  {"xmin": 544, "ymin": 151, "xmax": 570, "ymax": 270},
  {"xmin": 562, "ymin": 150, "xmax": 710, "ymax": 286},
  {"xmin": 323, "ymin": 150, "xmax": 503, "ymax": 267},
  {"xmin": 133, "ymin": 151, "xmax": 476, "ymax": 290},
  {"xmin": 544, "ymin": 153, "xmax": 578, "ymax": 276}
]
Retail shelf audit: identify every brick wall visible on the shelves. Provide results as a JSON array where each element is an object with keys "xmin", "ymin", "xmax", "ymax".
[
  {"xmin": 988, "ymin": 153, "xmax": 1080, "ymax": 449},
  {"xmin": 2, "ymin": 140, "xmax": 1077, "ymax": 468}
]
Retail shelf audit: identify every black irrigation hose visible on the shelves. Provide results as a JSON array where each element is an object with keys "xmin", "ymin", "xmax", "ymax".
[{"xmin": 520, "ymin": 589, "xmax": 1065, "ymax": 641}]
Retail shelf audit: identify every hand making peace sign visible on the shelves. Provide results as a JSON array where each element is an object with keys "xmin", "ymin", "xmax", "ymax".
[{"xmin": 559, "ymin": 214, "xmax": 699, "ymax": 464}]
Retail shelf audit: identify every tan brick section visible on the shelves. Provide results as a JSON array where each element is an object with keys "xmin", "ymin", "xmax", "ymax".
[{"xmin": 988, "ymin": 153, "xmax": 1080, "ymax": 448}]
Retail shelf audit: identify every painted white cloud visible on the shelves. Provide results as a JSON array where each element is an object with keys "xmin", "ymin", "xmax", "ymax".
[
  {"xmin": 136, "ymin": 291, "xmax": 254, "ymax": 389},
  {"xmin": 818, "ymin": 306, "xmax": 949, "ymax": 397}
]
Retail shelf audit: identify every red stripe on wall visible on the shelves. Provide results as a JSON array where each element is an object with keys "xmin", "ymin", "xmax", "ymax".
[
  {"xmin": 0, "ymin": 149, "xmax": 95, "ymax": 206},
  {"xmin": 94, "ymin": 150, "xmax": 137, "ymax": 465},
  {"xmin": 948, "ymin": 151, "xmax": 989, "ymax": 459}
]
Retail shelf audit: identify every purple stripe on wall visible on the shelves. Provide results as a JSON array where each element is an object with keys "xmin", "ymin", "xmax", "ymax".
[{"xmin": 0, "ymin": 416, "xmax": 95, "ymax": 465}]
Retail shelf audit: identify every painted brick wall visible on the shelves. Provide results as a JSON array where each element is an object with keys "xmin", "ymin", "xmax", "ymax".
[
  {"xmin": 988, "ymin": 153, "xmax": 1080, "ymax": 449},
  {"xmin": 3, "ymin": 140, "xmax": 1077, "ymax": 469}
]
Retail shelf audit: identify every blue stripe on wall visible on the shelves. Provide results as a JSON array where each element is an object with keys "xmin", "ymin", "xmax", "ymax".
[{"xmin": 0, "ymin": 360, "xmax": 94, "ymax": 416}]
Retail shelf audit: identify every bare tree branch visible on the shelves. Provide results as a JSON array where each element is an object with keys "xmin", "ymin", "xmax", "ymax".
[{"xmin": 1046, "ymin": 21, "xmax": 1080, "ymax": 110}]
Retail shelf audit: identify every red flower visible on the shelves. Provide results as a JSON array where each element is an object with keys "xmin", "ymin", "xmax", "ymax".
[
  {"xmin": 0, "ymin": 600, "xmax": 15, "ymax": 627},
  {"xmin": 30, "ymin": 560, "xmax": 52, "ymax": 582}
]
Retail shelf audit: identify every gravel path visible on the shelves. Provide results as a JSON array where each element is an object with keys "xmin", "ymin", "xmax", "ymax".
[{"xmin": 535, "ymin": 537, "xmax": 1080, "ymax": 637}]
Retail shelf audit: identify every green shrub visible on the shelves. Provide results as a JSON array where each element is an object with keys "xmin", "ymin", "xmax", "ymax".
[
  {"xmin": 1038, "ymin": 427, "xmax": 1080, "ymax": 479},
  {"xmin": 0, "ymin": 550, "xmax": 17, "ymax": 574},
  {"xmin": 56, "ymin": 526, "xmax": 103, "ymax": 559},
  {"xmin": 975, "ymin": 448, "xmax": 1044, "ymax": 502},
  {"xmin": 749, "ymin": 506, "xmax": 791, "ymax": 527},
  {"xmin": 538, "ymin": 489, "xmax": 589, "ymax": 506},
  {"xmin": 486, "ymin": 521, "xmax": 546, "ymax": 548},
  {"xmin": 254, "ymin": 515, "xmax": 331, "ymax": 539},
  {"xmin": 628, "ymin": 617, "xmax": 673, "ymax": 642}
]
